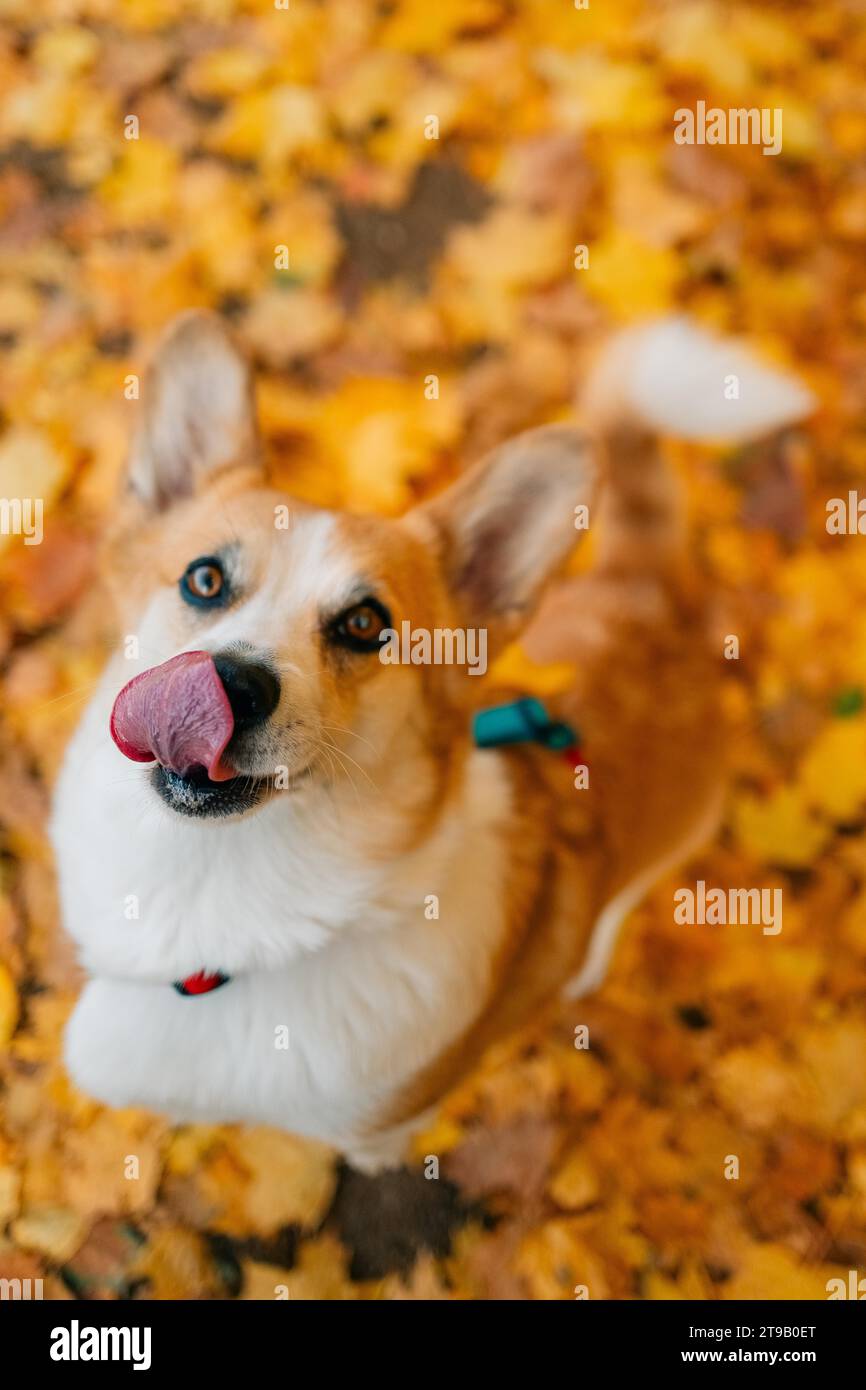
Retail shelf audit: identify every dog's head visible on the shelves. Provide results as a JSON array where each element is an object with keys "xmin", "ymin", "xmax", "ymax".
[{"xmin": 104, "ymin": 311, "xmax": 595, "ymax": 821}]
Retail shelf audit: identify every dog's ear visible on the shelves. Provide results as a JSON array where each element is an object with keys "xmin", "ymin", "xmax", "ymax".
[
  {"xmin": 412, "ymin": 425, "xmax": 597, "ymax": 654},
  {"xmin": 129, "ymin": 310, "xmax": 261, "ymax": 510}
]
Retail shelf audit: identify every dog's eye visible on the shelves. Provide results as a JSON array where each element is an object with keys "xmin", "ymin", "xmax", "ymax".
[
  {"xmin": 329, "ymin": 599, "xmax": 391, "ymax": 652},
  {"xmin": 180, "ymin": 557, "xmax": 226, "ymax": 607}
]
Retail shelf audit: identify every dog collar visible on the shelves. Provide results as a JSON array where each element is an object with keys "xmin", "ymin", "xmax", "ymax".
[
  {"xmin": 174, "ymin": 970, "xmax": 231, "ymax": 997},
  {"xmin": 473, "ymin": 697, "xmax": 579, "ymax": 753}
]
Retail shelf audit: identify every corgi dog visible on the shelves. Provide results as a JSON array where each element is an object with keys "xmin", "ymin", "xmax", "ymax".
[{"xmin": 50, "ymin": 312, "xmax": 811, "ymax": 1171}]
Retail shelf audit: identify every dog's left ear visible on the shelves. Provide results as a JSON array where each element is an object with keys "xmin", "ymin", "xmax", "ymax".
[
  {"xmin": 129, "ymin": 310, "xmax": 261, "ymax": 510},
  {"xmin": 411, "ymin": 425, "xmax": 597, "ymax": 654}
]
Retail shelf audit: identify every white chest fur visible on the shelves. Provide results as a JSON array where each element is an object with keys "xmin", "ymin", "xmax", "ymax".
[{"xmin": 51, "ymin": 670, "xmax": 511, "ymax": 1161}]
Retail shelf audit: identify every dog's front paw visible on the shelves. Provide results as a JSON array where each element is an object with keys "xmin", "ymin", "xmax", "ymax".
[
  {"xmin": 64, "ymin": 977, "xmax": 183, "ymax": 1114},
  {"xmin": 64, "ymin": 980, "xmax": 135, "ymax": 1108}
]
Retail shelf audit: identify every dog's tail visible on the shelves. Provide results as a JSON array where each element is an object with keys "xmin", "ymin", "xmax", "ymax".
[
  {"xmin": 582, "ymin": 314, "xmax": 813, "ymax": 443},
  {"xmin": 579, "ymin": 315, "xmax": 815, "ymax": 573}
]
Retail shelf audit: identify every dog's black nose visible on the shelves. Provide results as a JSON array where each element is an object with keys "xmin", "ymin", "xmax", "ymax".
[{"xmin": 213, "ymin": 656, "xmax": 280, "ymax": 731}]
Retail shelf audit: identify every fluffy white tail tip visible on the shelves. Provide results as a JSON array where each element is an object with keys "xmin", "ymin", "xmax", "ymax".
[{"xmin": 586, "ymin": 316, "xmax": 815, "ymax": 444}]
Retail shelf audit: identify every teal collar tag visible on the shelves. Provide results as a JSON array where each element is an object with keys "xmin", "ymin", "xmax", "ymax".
[{"xmin": 472, "ymin": 697, "xmax": 578, "ymax": 751}]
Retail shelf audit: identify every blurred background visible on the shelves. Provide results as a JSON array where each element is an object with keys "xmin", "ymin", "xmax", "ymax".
[{"xmin": 1, "ymin": 0, "xmax": 865, "ymax": 1299}]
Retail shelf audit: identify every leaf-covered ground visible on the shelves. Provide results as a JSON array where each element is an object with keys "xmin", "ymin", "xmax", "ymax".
[{"xmin": 1, "ymin": 0, "xmax": 866, "ymax": 1299}]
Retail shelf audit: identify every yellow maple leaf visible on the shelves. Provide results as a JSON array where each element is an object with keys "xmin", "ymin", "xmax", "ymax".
[
  {"xmin": 313, "ymin": 376, "xmax": 461, "ymax": 513},
  {"xmin": 539, "ymin": 51, "xmax": 667, "ymax": 134},
  {"xmin": 382, "ymin": 0, "xmax": 504, "ymax": 54},
  {"xmin": 99, "ymin": 138, "xmax": 180, "ymax": 225},
  {"xmin": 230, "ymin": 1129, "xmax": 336, "ymax": 1236},
  {"xmin": 548, "ymin": 1149, "xmax": 599, "ymax": 1211},
  {"xmin": 799, "ymin": 719, "xmax": 866, "ymax": 823},
  {"xmin": 132, "ymin": 1227, "xmax": 223, "ymax": 1300},
  {"xmin": 208, "ymin": 86, "xmax": 326, "ymax": 170},
  {"xmin": 732, "ymin": 784, "xmax": 830, "ymax": 868},
  {"xmin": 32, "ymin": 24, "xmax": 100, "ymax": 76},
  {"xmin": 184, "ymin": 46, "xmax": 271, "ymax": 101},
  {"xmin": 445, "ymin": 207, "xmax": 572, "ymax": 288},
  {"xmin": 722, "ymin": 1243, "xmax": 842, "ymax": 1301},
  {"xmin": 585, "ymin": 229, "xmax": 680, "ymax": 319},
  {"xmin": 657, "ymin": 3, "xmax": 754, "ymax": 92},
  {"xmin": 515, "ymin": 1219, "xmax": 611, "ymax": 1300},
  {"xmin": 11, "ymin": 1205, "xmax": 87, "ymax": 1263}
]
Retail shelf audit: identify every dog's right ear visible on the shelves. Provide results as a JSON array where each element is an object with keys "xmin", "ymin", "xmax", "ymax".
[
  {"xmin": 409, "ymin": 425, "xmax": 597, "ymax": 659},
  {"xmin": 128, "ymin": 310, "xmax": 261, "ymax": 511}
]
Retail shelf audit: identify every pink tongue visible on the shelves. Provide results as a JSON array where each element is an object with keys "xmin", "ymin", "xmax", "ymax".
[{"xmin": 110, "ymin": 651, "xmax": 235, "ymax": 782}]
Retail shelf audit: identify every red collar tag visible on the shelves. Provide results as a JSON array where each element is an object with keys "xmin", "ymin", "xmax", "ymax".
[{"xmin": 174, "ymin": 970, "xmax": 231, "ymax": 997}]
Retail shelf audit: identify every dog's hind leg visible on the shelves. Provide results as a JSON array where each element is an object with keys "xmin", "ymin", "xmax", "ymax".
[
  {"xmin": 563, "ymin": 788, "xmax": 723, "ymax": 999},
  {"xmin": 524, "ymin": 449, "xmax": 727, "ymax": 995}
]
